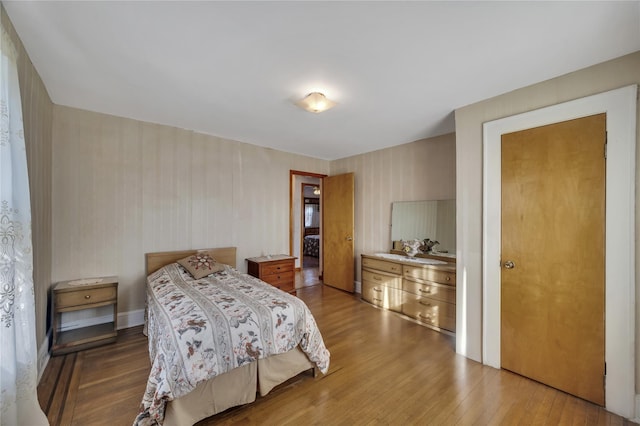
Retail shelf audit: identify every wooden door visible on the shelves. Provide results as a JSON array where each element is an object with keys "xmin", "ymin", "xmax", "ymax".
[
  {"xmin": 501, "ymin": 114, "xmax": 606, "ymax": 405},
  {"xmin": 322, "ymin": 173, "xmax": 355, "ymax": 292}
]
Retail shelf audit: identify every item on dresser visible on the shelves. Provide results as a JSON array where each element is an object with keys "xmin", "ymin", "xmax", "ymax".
[
  {"xmin": 137, "ymin": 248, "xmax": 328, "ymax": 426},
  {"xmin": 361, "ymin": 253, "xmax": 456, "ymax": 334},
  {"xmin": 401, "ymin": 239, "xmax": 423, "ymax": 257},
  {"xmin": 246, "ymin": 254, "xmax": 297, "ymax": 295},
  {"xmin": 422, "ymin": 238, "xmax": 440, "ymax": 253},
  {"xmin": 52, "ymin": 277, "xmax": 118, "ymax": 355}
]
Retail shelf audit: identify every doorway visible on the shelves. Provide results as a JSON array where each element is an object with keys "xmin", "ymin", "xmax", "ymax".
[
  {"xmin": 482, "ymin": 85, "xmax": 636, "ymax": 417},
  {"xmin": 290, "ymin": 170, "xmax": 325, "ymax": 288}
]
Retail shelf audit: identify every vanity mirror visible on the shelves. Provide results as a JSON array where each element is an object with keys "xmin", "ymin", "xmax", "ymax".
[{"xmin": 391, "ymin": 199, "xmax": 456, "ymax": 255}]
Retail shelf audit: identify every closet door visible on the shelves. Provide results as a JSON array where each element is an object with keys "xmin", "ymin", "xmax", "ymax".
[{"xmin": 501, "ymin": 114, "xmax": 606, "ymax": 405}]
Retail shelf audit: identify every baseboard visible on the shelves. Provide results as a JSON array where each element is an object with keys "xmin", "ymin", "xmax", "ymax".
[
  {"xmin": 355, "ymin": 280, "xmax": 361, "ymax": 294},
  {"xmin": 37, "ymin": 331, "xmax": 51, "ymax": 383},
  {"xmin": 60, "ymin": 308, "xmax": 145, "ymax": 332},
  {"xmin": 633, "ymin": 394, "xmax": 640, "ymax": 422},
  {"xmin": 118, "ymin": 309, "xmax": 145, "ymax": 329}
]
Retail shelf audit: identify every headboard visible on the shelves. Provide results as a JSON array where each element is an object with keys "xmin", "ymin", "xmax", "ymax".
[
  {"xmin": 145, "ymin": 247, "xmax": 237, "ymax": 276},
  {"xmin": 304, "ymin": 227, "xmax": 320, "ymax": 236}
]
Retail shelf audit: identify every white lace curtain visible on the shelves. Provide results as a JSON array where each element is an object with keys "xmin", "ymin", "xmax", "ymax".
[{"xmin": 0, "ymin": 22, "xmax": 49, "ymax": 426}]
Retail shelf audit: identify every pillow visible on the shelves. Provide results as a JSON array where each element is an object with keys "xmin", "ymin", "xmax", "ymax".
[{"xmin": 177, "ymin": 252, "xmax": 226, "ymax": 279}]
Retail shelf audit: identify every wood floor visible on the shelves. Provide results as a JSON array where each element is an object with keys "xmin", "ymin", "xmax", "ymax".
[{"xmin": 38, "ymin": 278, "xmax": 636, "ymax": 425}]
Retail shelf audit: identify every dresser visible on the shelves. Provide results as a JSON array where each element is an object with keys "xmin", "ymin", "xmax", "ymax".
[
  {"xmin": 361, "ymin": 254, "xmax": 456, "ymax": 334},
  {"xmin": 52, "ymin": 276, "xmax": 118, "ymax": 355},
  {"xmin": 246, "ymin": 255, "xmax": 297, "ymax": 295}
]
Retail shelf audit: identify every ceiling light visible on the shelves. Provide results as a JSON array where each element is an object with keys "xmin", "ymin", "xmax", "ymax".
[{"xmin": 297, "ymin": 92, "xmax": 336, "ymax": 113}]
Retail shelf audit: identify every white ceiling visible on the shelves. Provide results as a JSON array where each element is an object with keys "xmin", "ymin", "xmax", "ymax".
[{"xmin": 4, "ymin": 1, "xmax": 640, "ymax": 160}]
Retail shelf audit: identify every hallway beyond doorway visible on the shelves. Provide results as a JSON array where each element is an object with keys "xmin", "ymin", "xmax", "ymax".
[{"xmin": 296, "ymin": 266, "xmax": 320, "ymax": 289}]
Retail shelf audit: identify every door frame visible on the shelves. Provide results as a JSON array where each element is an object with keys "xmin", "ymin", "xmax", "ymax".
[
  {"xmin": 289, "ymin": 170, "xmax": 326, "ymax": 269},
  {"xmin": 482, "ymin": 85, "xmax": 636, "ymax": 418}
]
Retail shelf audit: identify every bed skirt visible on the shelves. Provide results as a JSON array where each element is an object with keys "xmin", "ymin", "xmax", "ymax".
[{"xmin": 164, "ymin": 346, "xmax": 314, "ymax": 426}]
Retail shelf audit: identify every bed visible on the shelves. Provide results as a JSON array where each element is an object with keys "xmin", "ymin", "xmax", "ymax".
[
  {"xmin": 303, "ymin": 235, "xmax": 320, "ymax": 257},
  {"xmin": 135, "ymin": 247, "xmax": 330, "ymax": 426}
]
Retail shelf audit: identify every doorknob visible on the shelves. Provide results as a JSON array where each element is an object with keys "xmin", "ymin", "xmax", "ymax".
[
  {"xmin": 346, "ymin": 236, "xmax": 353, "ymax": 241},
  {"xmin": 503, "ymin": 260, "xmax": 515, "ymax": 269}
]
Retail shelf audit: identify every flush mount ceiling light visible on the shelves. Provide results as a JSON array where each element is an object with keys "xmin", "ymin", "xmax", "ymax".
[{"xmin": 296, "ymin": 92, "xmax": 336, "ymax": 113}]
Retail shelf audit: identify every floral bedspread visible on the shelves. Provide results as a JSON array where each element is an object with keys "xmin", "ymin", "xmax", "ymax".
[
  {"xmin": 134, "ymin": 263, "xmax": 330, "ymax": 425},
  {"xmin": 303, "ymin": 235, "xmax": 320, "ymax": 257}
]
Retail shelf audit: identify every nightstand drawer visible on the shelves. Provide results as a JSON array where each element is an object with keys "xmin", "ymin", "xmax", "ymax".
[
  {"xmin": 246, "ymin": 255, "xmax": 297, "ymax": 296},
  {"xmin": 55, "ymin": 286, "xmax": 117, "ymax": 309},
  {"xmin": 262, "ymin": 261, "xmax": 294, "ymax": 275},
  {"xmin": 261, "ymin": 271, "xmax": 294, "ymax": 289}
]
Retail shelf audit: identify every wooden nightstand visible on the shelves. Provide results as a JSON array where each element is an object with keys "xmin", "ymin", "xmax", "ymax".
[
  {"xmin": 246, "ymin": 255, "xmax": 297, "ymax": 295},
  {"xmin": 52, "ymin": 276, "xmax": 118, "ymax": 355}
]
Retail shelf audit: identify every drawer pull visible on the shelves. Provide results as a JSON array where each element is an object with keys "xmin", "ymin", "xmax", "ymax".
[
  {"xmin": 373, "ymin": 276, "xmax": 381, "ymax": 281},
  {"xmin": 418, "ymin": 288, "xmax": 432, "ymax": 294},
  {"xmin": 446, "ymin": 276, "xmax": 451, "ymax": 281},
  {"xmin": 373, "ymin": 298, "xmax": 382, "ymax": 302},
  {"xmin": 373, "ymin": 287, "xmax": 382, "ymax": 292},
  {"xmin": 419, "ymin": 301, "xmax": 432, "ymax": 307},
  {"xmin": 84, "ymin": 295, "xmax": 91, "ymax": 299},
  {"xmin": 277, "ymin": 275, "xmax": 281, "ymax": 279},
  {"xmin": 418, "ymin": 313, "xmax": 433, "ymax": 322}
]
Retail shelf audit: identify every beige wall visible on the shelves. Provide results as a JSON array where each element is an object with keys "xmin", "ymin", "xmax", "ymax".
[
  {"xmin": 454, "ymin": 51, "xmax": 640, "ymax": 382},
  {"xmin": 2, "ymin": 7, "xmax": 53, "ymax": 351},
  {"xmin": 330, "ymin": 133, "xmax": 456, "ymax": 283},
  {"xmin": 52, "ymin": 106, "xmax": 330, "ymax": 315},
  {"xmin": 50, "ymin": 109, "xmax": 456, "ymax": 326}
]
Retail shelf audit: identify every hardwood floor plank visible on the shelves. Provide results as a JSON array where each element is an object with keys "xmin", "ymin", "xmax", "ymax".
[
  {"xmin": 37, "ymin": 353, "xmax": 64, "ymax": 413},
  {"xmin": 546, "ymin": 388, "xmax": 569, "ymax": 424},
  {"xmin": 45, "ymin": 352, "xmax": 76, "ymax": 426},
  {"xmin": 37, "ymin": 283, "xmax": 636, "ymax": 426},
  {"xmin": 58, "ymin": 351, "xmax": 83, "ymax": 426}
]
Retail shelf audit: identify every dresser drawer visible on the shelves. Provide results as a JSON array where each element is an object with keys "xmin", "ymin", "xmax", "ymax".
[
  {"xmin": 362, "ymin": 268, "xmax": 402, "ymax": 290},
  {"xmin": 362, "ymin": 280, "xmax": 402, "ymax": 312},
  {"xmin": 361, "ymin": 257, "xmax": 402, "ymax": 275},
  {"xmin": 403, "ymin": 265, "xmax": 455, "ymax": 285},
  {"xmin": 403, "ymin": 278, "xmax": 455, "ymax": 304},
  {"xmin": 55, "ymin": 286, "xmax": 117, "ymax": 309},
  {"xmin": 402, "ymin": 294, "xmax": 455, "ymax": 332}
]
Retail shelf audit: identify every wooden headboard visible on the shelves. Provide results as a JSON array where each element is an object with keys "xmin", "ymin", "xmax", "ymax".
[{"xmin": 145, "ymin": 247, "xmax": 237, "ymax": 275}]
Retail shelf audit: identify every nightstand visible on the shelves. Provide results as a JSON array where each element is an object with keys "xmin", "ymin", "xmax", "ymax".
[
  {"xmin": 52, "ymin": 276, "xmax": 118, "ymax": 355},
  {"xmin": 246, "ymin": 255, "xmax": 297, "ymax": 295}
]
